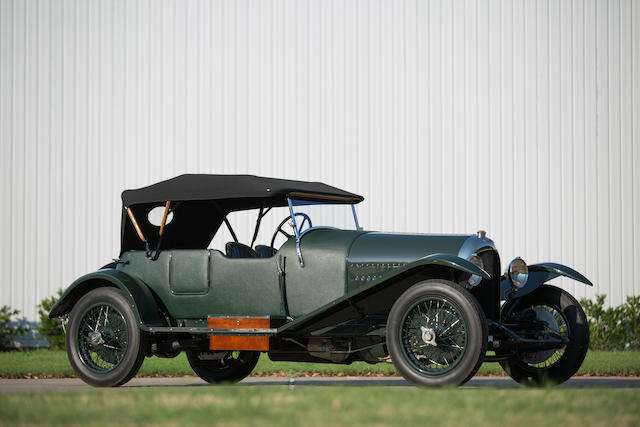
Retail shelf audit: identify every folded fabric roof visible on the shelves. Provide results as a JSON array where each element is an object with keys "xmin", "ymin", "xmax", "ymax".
[
  {"xmin": 122, "ymin": 174, "xmax": 363, "ymax": 207},
  {"xmin": 120, "ymin": 174, "xmax": 363, "ymax": 253}
]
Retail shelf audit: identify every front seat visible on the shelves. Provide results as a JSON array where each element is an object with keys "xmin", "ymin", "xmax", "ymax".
[
  {"xmin": 225, "ymin": 242, "xmax": 259, "ymax": 258},
  {"xmin": 254, "ymin": 245, "xmax": 276, "ymax": 258}
]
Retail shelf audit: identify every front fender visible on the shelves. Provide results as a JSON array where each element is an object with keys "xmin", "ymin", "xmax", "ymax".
[
  {"xmin": 404, "ymin": 253, "xmax": 492, "ymax": 281},
  {"xmin": 278, "ymin": 253, "xmax": 490, "ymax": 335},
  {"xmin": 501, "ymin": 262, "xmax": 593, "ymax": 300},
  {"xmin": 49, "ymin": 269, "xmax": 167, "ymax": 330}
]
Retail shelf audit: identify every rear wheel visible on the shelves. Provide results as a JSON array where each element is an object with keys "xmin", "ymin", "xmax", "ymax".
[
  {"xmin": 186, "ymin": 350, "xmax": 260, "ymax": 383},
  {"xmin": 66, "ymin": 287, "xmax": 148, "ymax": 387},
  {"xmin": 499, "ymin": 285, "xmax": 589, "ymax": 386},
  {"xmin": 386, "ymin": 280, "xmax": 487, "ymax": 387}
]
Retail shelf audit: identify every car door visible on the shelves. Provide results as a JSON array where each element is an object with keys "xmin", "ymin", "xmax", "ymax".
[{"xmin": 277, "ymin": 229, "xmax": 364, "ymax": 318}]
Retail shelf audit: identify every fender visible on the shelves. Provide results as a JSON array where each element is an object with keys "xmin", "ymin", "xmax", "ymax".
[
  {"xmin": 500, "ymin": 262, "xmax": 593, "ymax": 301},
  {"xmin": 49, "ymin": 269, "xmax": 167, "ymax": 330},
  {"xmin": 399, "ymin": 253, "xmax": 492, "ymax": 281},
  {"xmin": 278, "ymin": 253, "xmax": 490, "ymax": 334}
]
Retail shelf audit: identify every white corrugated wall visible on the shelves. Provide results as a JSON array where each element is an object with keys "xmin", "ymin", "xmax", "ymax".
[{"xmin": 1, "ymin": 0, "xmax": 639, "ymax": 322}]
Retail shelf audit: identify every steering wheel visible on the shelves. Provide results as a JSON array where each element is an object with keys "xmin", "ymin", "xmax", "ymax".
[{"xmin": 270, "ymin": 213, "xmax": 313, "ymax": 249}]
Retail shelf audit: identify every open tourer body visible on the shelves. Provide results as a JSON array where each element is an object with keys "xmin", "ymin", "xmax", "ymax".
[{"xmin": 50, "ymin": 174, "xmax": 592, "ymax": 387}]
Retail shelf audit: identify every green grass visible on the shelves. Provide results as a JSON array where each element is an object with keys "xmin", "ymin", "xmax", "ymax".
[
  {"xmin": 0, "ymin": 350, "xmax": 638, "ymax": 379},
  {"xmin": 1, "ymin": 387, "xmax": 639, "ymax": 426}
]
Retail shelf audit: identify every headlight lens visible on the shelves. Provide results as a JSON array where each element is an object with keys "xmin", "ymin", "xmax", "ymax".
[
  {"xmin": 467, "ymin": 254, "xmax": 484, "ymax": 287},
  {"xmin": 508, "ymin": 257, "xmax": 528, "ymax": 289}
]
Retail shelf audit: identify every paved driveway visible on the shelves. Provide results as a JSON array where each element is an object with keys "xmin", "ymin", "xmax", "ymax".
[{"xmin": 1, "ymin": 376, "xmax": 639, "ymax": 394}]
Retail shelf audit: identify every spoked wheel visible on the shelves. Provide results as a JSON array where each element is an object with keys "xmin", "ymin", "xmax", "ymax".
[
  {"xmin": 386, "ymin": 280, "xmax": 487, "ymax": 387},
  {"xmin": 499, "ymin": 285, "xmax": 589, "ymax": 386},
  {"xmin": 186, "ymin": 350, "xmax": 260, "ymax": 384},
  {"xmin": 66, "ymin": 288, "xmax": 147, "ymax": 387}
]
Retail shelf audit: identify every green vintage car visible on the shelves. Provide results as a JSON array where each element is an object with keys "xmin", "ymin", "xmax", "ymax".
[{"xmin": 50, "ymin": 174, "xmax": 592, "ymax": 387}]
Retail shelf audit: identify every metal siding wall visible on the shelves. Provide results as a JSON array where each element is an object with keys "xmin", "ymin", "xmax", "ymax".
[{"xmin": 0, "ymin": 0, "xmax": 638, "ymax": 321}]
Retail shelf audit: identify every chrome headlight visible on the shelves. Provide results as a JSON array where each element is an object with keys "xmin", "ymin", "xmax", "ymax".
[
  {"xmin": 467, "ymin": 254, "xmax": 484, "ymax": 287},
  {"xmin": 508, "ymin": 257, "xmax": 528, "ymax": 290}
]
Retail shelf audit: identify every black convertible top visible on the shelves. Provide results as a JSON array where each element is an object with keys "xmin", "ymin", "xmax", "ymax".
[
  {"xmin": 122, "ymin": 174, "xmax": 363, "ymax": 207},
  {"xmin": 120, "ymin": 174, "xmax": 363, "ymax": 253}
]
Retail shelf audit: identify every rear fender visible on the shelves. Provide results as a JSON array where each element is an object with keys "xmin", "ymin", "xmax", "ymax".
[
  {"xmin": 49, "ymin": 269, "xmax": 167, "ymax": 330},
  {"xmin": 500, "ymin": 262, "xmax": 593, "ymax": 301}
]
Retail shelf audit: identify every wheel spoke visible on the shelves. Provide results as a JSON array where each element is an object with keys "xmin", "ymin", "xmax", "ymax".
[
  {"xmin": 440, "ymin": 319, "xmax": 460, "ymax": 336},
  {"xmin": 76, "ymin": 303, "xmax": 128, "ymax": 374},
  {"xmin": 94, "ymin": 307, "xmax": 102, "ymax": 332},
  {"xmin": 400, "ymin": 296, "xmax": 467, "ymax": 375}
]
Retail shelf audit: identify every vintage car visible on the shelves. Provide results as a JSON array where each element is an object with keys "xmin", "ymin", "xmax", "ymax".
[{"xmin": 50, "ymin": 174, "xmax": 592, "ymax": 387}]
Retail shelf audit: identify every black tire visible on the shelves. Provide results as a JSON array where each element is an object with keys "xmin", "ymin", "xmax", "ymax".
[
  {"xmin": 186, "ymin": 350, "xmax": 260, "ymax": 383},
  {"xmin": 386, "ymin": 280, "xmax": 488, "ymax": 387},
  {"xmin": 66, "ymin": 287, "xmax": 148, "ymax": 387},
  {"xmin": 499, "ymin": 285, "xmax": 589, "ymax": 386}
]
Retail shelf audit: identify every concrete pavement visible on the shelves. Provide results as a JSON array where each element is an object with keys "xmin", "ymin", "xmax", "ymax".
[{"xmin": 1, "ymin": 376, "xmax": 639, "ymax": 394}]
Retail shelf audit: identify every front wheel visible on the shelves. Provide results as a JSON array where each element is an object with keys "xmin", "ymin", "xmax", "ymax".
[
  {"xmin": 186, "ymin": 350, "xmax": 260, "ymax": 383},
  {"xmin": 499, "ymin": 285, "xmax": 589, "ymax": 386},
  {"xmin": 66, "ymin": 287, "xmax": 148, "ymax": 387},
  {"xmin": 386, "ymin": 280, "xmax": 488, "ymax": 387}
]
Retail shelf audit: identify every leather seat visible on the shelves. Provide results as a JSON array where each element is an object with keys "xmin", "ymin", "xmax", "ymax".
[
  {"xmin": 225, "ymin": 242, "xmax": 259, "ymax": 258},
  {"xmin": 254, "ymin": 245, "xmax": 276, "ymax": 258}
]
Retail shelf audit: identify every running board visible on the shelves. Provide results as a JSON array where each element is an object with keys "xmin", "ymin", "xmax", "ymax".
[
  {"xmin": 146, "ymin": 326, "xmax": 278, "ymax": 335},
  {"xmin": 207, "ymin": 316, "xmax": 285, "ymax": 351},
  {"xmin": 147, "ymin": 316, "xmax": 286, "ymax": 351}
]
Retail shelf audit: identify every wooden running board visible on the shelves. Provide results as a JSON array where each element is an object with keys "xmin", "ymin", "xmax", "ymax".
[{"xmin": 207, "ymin": 316, "xmax": 285, "ymax": 351}]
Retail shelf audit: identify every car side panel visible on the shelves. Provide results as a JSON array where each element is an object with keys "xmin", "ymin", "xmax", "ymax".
[
  {"xmin": 346, "ymin": 233, "xmax": 472, "ymax": 293},
  {"xmin": 277, "ymin": 230, "xmax": 365, "ymax": 318},
  {"xmin": 277, "ymin": 254, "xmax": 491, "ymax": 335},
  {"xmin": 118, "ymin": 250, "xmax": 282, "ymax": 319},
  {"xmin": 207, "ymin": 251, "xmax": 283, "ymax": 316}
]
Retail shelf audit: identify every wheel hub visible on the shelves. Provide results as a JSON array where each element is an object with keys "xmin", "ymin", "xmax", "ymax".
[
  {"xmin": 87, "ymin": 331, "xmax": 104, "ymax": 346},
  {"xmin": 523, "ymin": 307, "xmax": 560, "ymax": 364},
  {"xmin": 420, "ymin": 326, "xmax": 437, "ymax": 346},
  {"xmin": 399, "ymin": 294, "xmax": 469, "ymax": 376}
]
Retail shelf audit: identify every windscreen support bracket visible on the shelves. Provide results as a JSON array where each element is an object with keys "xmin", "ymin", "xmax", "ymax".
[
  {"xmin": 149, "ymin": 201, "xmax": 172, "ymax": 260},
  {"xmin": 287, "ymin": 198, "xmax": 304, "ymax": 267},
  {"xmin": 126, "ymin": 207, "xmax": 151, "ymax": 256}
]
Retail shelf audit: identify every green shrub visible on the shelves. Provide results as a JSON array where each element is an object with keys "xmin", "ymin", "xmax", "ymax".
[
  {"xmin": 36, "ymin": 290, "xmax": 66, "ymax": 350},
  {"xmin": 0, "ymin": 306, "xmax": 28, "ymax": 350},
  {"xmin": 580, "ymin": 294, "xmax": 640, "ymax": 351}
]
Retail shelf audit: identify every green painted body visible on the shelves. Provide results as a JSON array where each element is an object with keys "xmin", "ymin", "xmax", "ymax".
[
  {"xmin": 47, "ymin": 178, "xmax": 597, "ymax": 380},
  {"xmin": 346, "ymin": 232, "xmax": 472, "ymax": 293},
  {"xmin": 51, "ymin": 229, "xmax": 491, "ymax": 334},
  {"xmin": 117, "ymin": 250, "xmax": 282, "ymax": 319},
  {"xmin": 49, "ymin": 269, "xmax": 167, "ymax": 328}
]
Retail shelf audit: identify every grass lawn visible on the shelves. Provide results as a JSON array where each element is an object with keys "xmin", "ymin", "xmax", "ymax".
[
  {"xmin": 0, "ymin": 350, "xmax": 638, "ymax": 378},
  {"xmin": 1, "ymin": 387, "xmax": 639, "ymax": 426}
]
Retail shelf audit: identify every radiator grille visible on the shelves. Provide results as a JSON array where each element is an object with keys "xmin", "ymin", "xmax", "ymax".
[{"xmin": 469, "ymin": 250, "xmax": 501, "ymax": 321}]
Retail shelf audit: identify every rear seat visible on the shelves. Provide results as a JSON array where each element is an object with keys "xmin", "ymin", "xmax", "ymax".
[
  {"xmin": 225, "ymin": 242, "xmax": 258, "ymax": 258},
  {"xmin": 254, "ymin": 245, "xmax": 276, "ymax": 258}
]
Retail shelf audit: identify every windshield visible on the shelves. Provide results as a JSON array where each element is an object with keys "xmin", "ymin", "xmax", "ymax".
[{"xmin": 289, "ymin": 199, "xmax": 361, "ymax": 235}]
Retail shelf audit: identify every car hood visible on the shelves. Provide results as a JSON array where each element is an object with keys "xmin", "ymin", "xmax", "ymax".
[
  {"xmin": 345, "ymin": 231, "xmax": 495, "ymax": 289},
  {"xmin": 348, "ymin": 232, "xmax": 494, "ymax": 262}
]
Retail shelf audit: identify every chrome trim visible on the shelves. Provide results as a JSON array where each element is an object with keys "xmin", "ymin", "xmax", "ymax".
[
  {"xmin": 351, "ymin": 204, "xmax": 362, "ymax": 230},
  {"xmin": 466, "ymin": 253, "xmax": 484, "ymax": 288},
  {"xmin": 507, "ymin": 257, "xmax": 528, "ymax": 290},
  {"xmin": 147, "ymin": 326, "xmax": 278, "ymax": 335},
  {"xmin": 287, "ymin": 197, "xmax": 305, "ymax": 267},
  {"xmin": 457, "ymin": 235, "xmax": 496, "ymax": 260}
]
